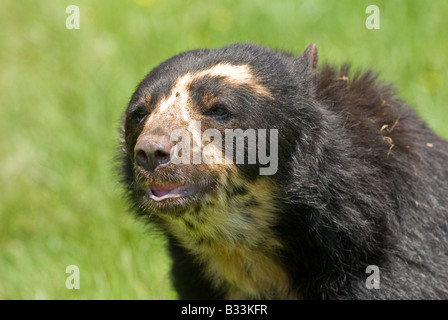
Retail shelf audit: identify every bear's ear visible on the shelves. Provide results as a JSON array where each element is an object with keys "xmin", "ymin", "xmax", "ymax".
[{"xmin": 298, "ymin": 43, "xmax": 318, "ymax": 74}]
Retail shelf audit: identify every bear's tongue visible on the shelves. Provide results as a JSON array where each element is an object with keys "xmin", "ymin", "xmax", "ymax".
[{"xmin": 148, "ymin": 184, "xmax": 199, "ymax": 201}]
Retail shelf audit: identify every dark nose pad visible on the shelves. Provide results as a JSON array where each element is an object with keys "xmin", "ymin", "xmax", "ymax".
[{"xmin": 134, "ymin": 135, "xmax": 173, "ymax": 172}]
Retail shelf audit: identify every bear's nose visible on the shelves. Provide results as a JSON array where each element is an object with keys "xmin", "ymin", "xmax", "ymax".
[{"xmin": 134, "ymin": 135, "xmax": 173, "ymax": 172}]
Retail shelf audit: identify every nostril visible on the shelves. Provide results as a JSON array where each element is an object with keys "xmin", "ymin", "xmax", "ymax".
[
  {"xmin": 154, "ymin": 149, "xmax": 170, "ymax": 165},
  {"xmin": 135, "ymin": 150, "xmax": 149, "ymax": 170}
]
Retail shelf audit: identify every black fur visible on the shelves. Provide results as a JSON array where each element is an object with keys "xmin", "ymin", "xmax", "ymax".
[{"xmin": 120, "ymin": 43, "xmax": 448, "ymax": 299}]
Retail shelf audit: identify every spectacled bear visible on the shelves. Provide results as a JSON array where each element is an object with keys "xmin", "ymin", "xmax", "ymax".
[{"xmin": 119, "ymin": 43, "xmax": 448, "ymax": 299}]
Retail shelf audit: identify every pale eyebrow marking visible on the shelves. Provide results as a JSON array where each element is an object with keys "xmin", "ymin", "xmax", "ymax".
[
  {"xmin": 159, "ymin": 63, "xmax": 272, "ymax": 114},
  {"xmin": 190, "ymin": 63, "xmax": 272, "ymax": 98},
  {"xmin": 152, "ymin": 63, "xmax": 272, "ymax": 130}
]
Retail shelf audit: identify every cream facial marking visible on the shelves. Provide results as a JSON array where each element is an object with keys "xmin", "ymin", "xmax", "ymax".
[
  {"xmin": 190, "ymin": 63, "xmax": 272, "ymax": 98},
  {"xmin": 143, "ymin": 63, "xmax": 273, "ymax": 164},
  {"xmin": 154, "ymin": 63, "xmax": 271, "ymax": 116}
]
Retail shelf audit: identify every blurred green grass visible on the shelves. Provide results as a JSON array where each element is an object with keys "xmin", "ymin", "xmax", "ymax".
[{"xmin": 0, "ymin": 0, "xmax": 447, "ymax": 299}]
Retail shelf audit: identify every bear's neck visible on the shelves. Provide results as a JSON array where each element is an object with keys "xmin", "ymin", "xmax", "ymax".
[{"xmin": 161, "ymin": 176, "xmax": 299, "ymax": 299}]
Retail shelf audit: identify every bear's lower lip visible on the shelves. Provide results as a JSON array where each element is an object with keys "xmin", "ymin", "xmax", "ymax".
[{"xmin": 147, "ymin": 183, "xmax": 206, "ymax": 202}]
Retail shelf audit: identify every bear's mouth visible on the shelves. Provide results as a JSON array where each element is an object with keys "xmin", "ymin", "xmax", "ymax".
[{"xmin": 147, "ymin": 182, "xmax": 208, "ymax": 202}]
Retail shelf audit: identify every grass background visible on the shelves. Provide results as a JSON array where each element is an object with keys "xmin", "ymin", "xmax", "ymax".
[{"xmin": 0, "ymin": 0, "xmax": 447, "ymax": 299}]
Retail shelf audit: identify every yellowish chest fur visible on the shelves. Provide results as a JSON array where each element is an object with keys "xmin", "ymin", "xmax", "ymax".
[{"xmin": 162, "ymin": 176, "xmax": 299, "ymax": 299}]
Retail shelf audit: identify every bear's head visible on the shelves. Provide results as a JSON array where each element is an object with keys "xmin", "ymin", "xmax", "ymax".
[{"xmin": 121, "ymin": 43, "xmax": 321, "ymax": 235}]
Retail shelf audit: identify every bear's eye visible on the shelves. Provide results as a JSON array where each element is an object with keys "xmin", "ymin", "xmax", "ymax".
[
  {"xmin": 208, "ymin": 104, "xmax": 230, "ymax": 120},
  {"xmin": 131, "ymin": 106, "xmax": 148, "ymax": 124}
]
